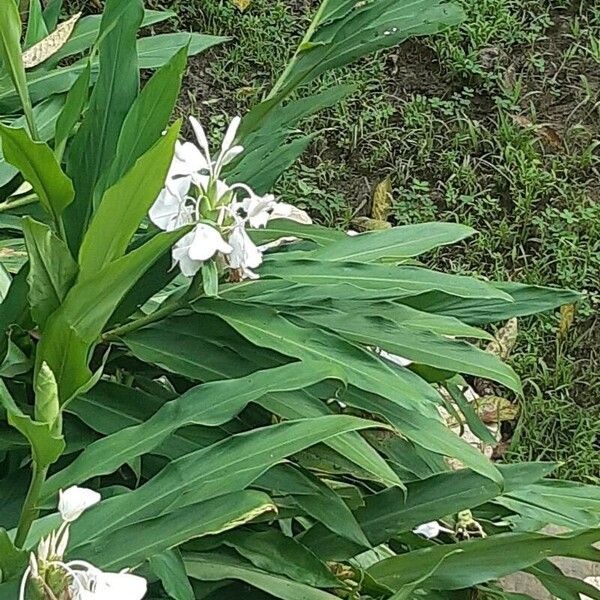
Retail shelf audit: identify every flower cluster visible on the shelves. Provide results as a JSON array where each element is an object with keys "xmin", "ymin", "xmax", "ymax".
[
  {"xmin": 19, "ymin": 486, "xmax": 146, "ymax": 600},
  {"xmin": 149, "ymin": 116, "xmax": 311, "ymax": 280}
]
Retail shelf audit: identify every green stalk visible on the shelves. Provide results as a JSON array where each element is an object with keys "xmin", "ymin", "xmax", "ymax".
[
  {"xmin": 266, "ymin": 0, "xmax": 330, "ymax": 100},
  {"xmin": 0, "ymin": 192, "xmax": 37, "ymax": 213},
  {"xmin": 14, "ymin": 462, "xmax": 48, "ymax": 548},
  {"xmin": 101, "ymin": 274, "xmax": 206, "ymax": 341}
]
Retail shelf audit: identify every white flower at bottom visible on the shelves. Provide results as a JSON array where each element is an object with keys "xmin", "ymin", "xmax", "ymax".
[
  {"xmin": 413, "ymin": 521, "xmax": 441, "ymax": 538},
  {"xmin": 172, "ymin": 224, "xmax": 232, "ymax": 277},
  {"xmin": 58, "ymin": 487, "xmax": 101, "ymax": 523},
  {"xmin": 73, "ymin": 569, "xmax": 147, "ymax": 600}
]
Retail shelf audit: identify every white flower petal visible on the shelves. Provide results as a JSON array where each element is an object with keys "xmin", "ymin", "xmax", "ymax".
[
  {"xmin": 172, "ymin": 141, "xmax": 209, "ymax": 176},
  {"xmin": 221, "ymin": 116, "xmax": 241, "ymax": 154},
  {"xmin": 413, "ymin": 521, "xmax": 441, "ymax": 539},
  {"xmin": 269, "ymin": 202, "xmax": 312, "ymax": 225},
  {"xmin": 189, "ymin": 116, "xmax": 212, "ymax": 166},
  {"xmin": 378, "ymin": 348, "xmax": 412, "ymax": 367},
  {"xmin": 172, "ymin": 231, "xmax": 203, "ymax": 277},
  {"xmin": 85, "ymin": 572, "xmax": 147, "ymax": 600},
  {"xmin": 219, "ymin": 144, "xmax": 244, "ymax": 167},
  {"xmin": 58, "ymin": 487, "xmax": 101, "ymax": 523},
  {"xmin": 188, "ymin": 224, "xmax": 232, "ymax": 262},
  {"xmin": 229, "ymin": 226, "xmax": 263, "ymax": 270},
  {"xmin": 149, "ymin": 176, "xmax": 193, "ymax": 232}
]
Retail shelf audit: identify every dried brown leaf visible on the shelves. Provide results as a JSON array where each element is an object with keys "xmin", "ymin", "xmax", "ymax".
[
  {"xmin": 22, "ymin": 13, "xmax": 81, "ymax": 69},
  {"xmin": 511, "ymin": 115, "xmax": 562, "ymax": 148}
]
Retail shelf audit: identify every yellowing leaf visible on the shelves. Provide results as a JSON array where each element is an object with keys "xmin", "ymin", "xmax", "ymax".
[
  {"xmin": 371, "ymin": 175, "xmax": 392, "ymax": 221},
  {"xmin": 232, "ymin": 0, "xmax": 252, "ymax": 11},
  {"xmin": 475, "ymin": 395, "xmax": 519, "ymax": 424},
  {"xmin": 351, "ymin": 216, "xmax": 392, "ymax": 231},
  {"xmin": 485, "ymin": 317, "xmax": 518, "ymax": 360},
  {"xmin": 22, "ymin": 12, "xmax": 81, "ymax": 69},
  {"xmin": 558, "ymin": 304, "xmax": 575, "ymax": 339}
]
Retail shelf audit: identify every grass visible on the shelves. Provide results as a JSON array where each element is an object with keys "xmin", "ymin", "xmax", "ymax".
[{"xmin": 85, "ymin": 0, "xmax": 600, "ymax": 480}]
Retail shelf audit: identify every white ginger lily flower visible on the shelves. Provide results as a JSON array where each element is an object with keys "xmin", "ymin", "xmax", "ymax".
[
  {"xmin": 149, "ymin": 176, "xmax": 193, "ymax": 232},
  {"xmin": 69, "ymin": 565, "xmax": 147, "ymax": 600},
  {"xmin": 413, "ymin": 521, "xmax": 453, "ymax": 539},
  {"xmin": 149, "ymin": 115, "xmax": 311, "ymax": 281},
  {"xmin": 58, "ymin": 486, "xmax": 101, "ymax": 523},
  {"xmin": 228, "ymin": 226, "xmax": 263, "ymax": 280},
  {"xmin": 172, "ymin": 224, "xmax": 233, "ymax": 277},
  {"xmin": 20, "ymin": 489, "xmax": 147, "ymax": 600}
]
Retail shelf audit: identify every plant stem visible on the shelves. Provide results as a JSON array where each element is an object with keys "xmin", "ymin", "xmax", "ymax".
[
  {"xmin": 0, "ymin": 193, "xmax": 37, "ymax": 213},
  {"xmin": 15, "ymin": 462, "xmax": 48, "ymax": 549},
  {"xmin": 101, "ymin": 295, "xmax": 192, "ymax": 342},
  {"xmin": 267, "ymin": 0, "xmax": 330, "ymax": 100}
]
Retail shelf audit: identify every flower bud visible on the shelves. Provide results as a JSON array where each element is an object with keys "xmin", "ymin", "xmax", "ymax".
[{"xmin": 34, "ymin": 362, "xmax": 60, "ymax": 434}]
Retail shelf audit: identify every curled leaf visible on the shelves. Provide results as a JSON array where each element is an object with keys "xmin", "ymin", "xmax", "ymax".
[
  {"xmin": 558, "ymin": 304, "xmax": 575, "ymax": 339},
  {"xmin": 22, "ymin": 12, "xmax": 81, "ymax": 69},
  {"xmin": 232, "ymin": 0, "xmax": 252, "ymax": 11},
  {"xmin": 474, "ymin": 395, "xmax": 519, "ymax": 424},
  {"xmin": 371, "ymin": 176, "xmax": 392, "ymax": 222},
  {"xmin": 485, "ymin": 317, "xmax": 518, "ymax": 360},
  {"xmin": 351, "ymin": 216, "xmax": 392, "ymax": 231}
]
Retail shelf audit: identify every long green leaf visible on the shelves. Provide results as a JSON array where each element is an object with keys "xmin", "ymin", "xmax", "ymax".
[
  {"xmin": 0, "ymin": 95, "xmax": 65, "ymax": 187},
  {"xmin": 75, "ymin": 491, "xmax": 277, "ymax": 571},
  {"xmin": 367, "ymin": 529, "xmax": 600, "ymax": 591},
  {"xmin": 258, "ymin": 259, "xmax": 514, "ymax": 304},
  {"xmin": 42, "ymin": 361, "xmax": 347, "ymax": 496},
  {"xmin": 0, "ymin": 124, "xmax": 74, "ymax": 223},
  {"xmin": 54, "ymin": 61, "xmax": 91, "ymax": 160},
  {"xmin": 294, "ymin": 309, "xmax": 521, "ymax": 393},
  {"xmin": 42, "ymin": 0, "xmax": 63, "ymax": 31},
  {"xmin": 44, "ymin": 9, "xmax": 175, "ymax": 67},
  {"xmin": 78, "ymin": 122, "xmax": 180, "ymax": 274},
  {"xmin": 69, "ymin": 416, "xmax": 381, "ymax": 545},
  {"xmin": 409, "ymin": 282, "xmax": 581, "ymax": 325},
  {"xmin": 0, "ymin": 380, "xmax": 64, "ymax": 468},
  {"xmin": 185, "ymin": 552, "xmax": 340, "ymax": 600},
  {"xmin": 303, "ymin": 463, "xmax": 553, "ymax": 560},
  {"xmin": 105, "ymin": 47, "xmax": 187, "ymax": 187},
  {"xmin": 221, "ymin": 529, "xmax": 340, "ymax": 588},
  {"xmin": 22, "ymin": 217, "xmax": 78, "ymax": 329},
  {"xmin": 0, "ymin": 0, "xmax": 36, "ymax": 136},
  {"xmin": 150, "ymin": 549, "xmax": 195, "ymax": 600},
  {"xmin": 310, "ymin": 223, "xmax": 475, "ymax": 262},
  {"xmin": 24, "ymin": 0, "xmax": 48, "ymax": 48},
  {"xmin": 64, "ymin": 0, "xmax": 144, "ymax": 251},
  {"xmin": 192, "ymin": 301, "xmax": 444, "ymax": 417},
  {"xmin": 36, "ymin": 228, "xmax": 187, "ymax": 402}
]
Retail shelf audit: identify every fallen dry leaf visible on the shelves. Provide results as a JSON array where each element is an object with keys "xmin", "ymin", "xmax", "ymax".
[
  {"xmin": 511, "ymin": 114, "xmax": 562, "ymax": 148},
  {"xmin": 22, "ymin": 12, "xmax": 81, "ymax": 69}
]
